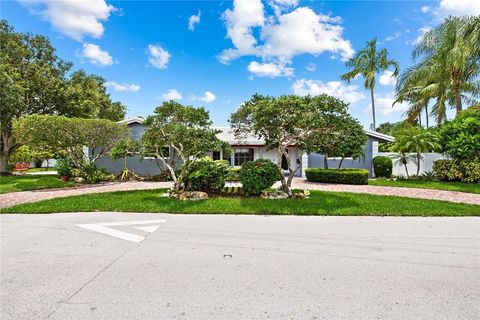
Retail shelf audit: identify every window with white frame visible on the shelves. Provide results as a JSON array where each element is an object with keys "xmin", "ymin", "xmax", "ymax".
[{"xmin": 234, "ymin": 148, "xmax": 254, "ymax": 166}]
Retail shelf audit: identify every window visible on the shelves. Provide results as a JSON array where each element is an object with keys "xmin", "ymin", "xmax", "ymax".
[
  {"xmin": 212, "ymin": 151, "xmax": 221, "ymax": 160},
  {"xmin": 234, "ymin": 148, "xmax": 254, "ymax": 166},
  {"xmin": 213, "ymin": 150, "xmax": 231, "ymax": 164}
]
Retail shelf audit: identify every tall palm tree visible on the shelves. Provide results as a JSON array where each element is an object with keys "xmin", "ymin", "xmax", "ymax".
[
  {"xmin": 396, "ymin": 16, "xmax": 480, "ymax": 124},
  {"xmin": 341, "ymin": 38, "xmax": 399, "ymax": 130}
]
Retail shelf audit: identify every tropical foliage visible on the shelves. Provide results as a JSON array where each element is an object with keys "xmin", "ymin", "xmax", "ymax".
[
  {"xmin": 341, "ymin": 38, "xmax": 398, "ymax": 129},
  {"xmin": 395, "ymin": 16, "xmax": 480, "ymax": 125}
]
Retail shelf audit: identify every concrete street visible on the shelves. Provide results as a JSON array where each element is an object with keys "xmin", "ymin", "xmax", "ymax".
[{"xmin": 1, "ymin": 213, "xmax": 479, "ymax": 320}]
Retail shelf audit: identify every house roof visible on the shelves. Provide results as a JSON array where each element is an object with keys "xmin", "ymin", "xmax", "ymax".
[
  {"xmin": 119, "ymin": 118, "xmax": 395, "ymax": 143},
  {"xmin": 118, "ymin": 116, "xmax": 145, "ymax": 125}
]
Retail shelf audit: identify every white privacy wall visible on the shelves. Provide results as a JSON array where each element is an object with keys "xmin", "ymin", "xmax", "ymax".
[{"xmin": 375, "ymin": 152, "xmax": 448, "ymax": 177}]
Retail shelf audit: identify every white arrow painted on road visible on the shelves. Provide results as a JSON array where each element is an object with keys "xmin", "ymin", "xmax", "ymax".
[{"xmin": 77, "ymin": 219, "xmax": 167, "ymax": 243}]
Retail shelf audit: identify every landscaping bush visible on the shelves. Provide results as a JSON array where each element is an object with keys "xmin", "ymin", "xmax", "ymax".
[
  {"xmin": 433, "ymin": 160, "xmax": 480, "ymax": 183},
  {"xmin": 186, "ymin": 157, "xmax": 229, "ymax": 192},
  {"xmin": 373, "ymin": 156, "xmax": 392, "ymax": 178},
  {"xmin": 240, "ymin": 159, "xmax": 280, "ymax": 196},
  {"xmin": 72, "ymin": 163, "xmax": 115, "ymax": 184},
  {"xmin": 55, "ymin": 158, "xmax": 73, "ymax": 177},
  {"xmin": 225, "ymin": 168, "xmax": 241, "ymax": 181},
  {"xmin": 305, "ymin": 168, "xmax": 369, "ymax": 185}
]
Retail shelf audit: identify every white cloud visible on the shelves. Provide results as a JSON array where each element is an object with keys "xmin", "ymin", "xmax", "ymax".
[
  {"xmin": 435, "ymin": 0, "xmax": 480, "ymax": 17},
  {"xmin": 305, "ymin": 63, "xmax": 316, "ymax": 72},
  {"xmin": 162, "ymin": 89, "xmax": 182, "ymax": 101},
  {"xmin": 220, "ymin": 0, "xmax": 353, "ymax": 77},
  {"xmin": 105, "ymin": 81, "xmax": 140, "ymax": 92},
  {"xmin": 77, "ymin": 43, "xmax": 113, "ymax": 66},
  {"xmin": 367, "ymin": 92, "xmax": 409, "ymax": 116},
  {"xmin": 379, "ymin": 70, "xmax": 397, "ymax": 86},
  {"xmin": 384, "ymin": 31, "xmax": 401, "ymax": 42},
  {"xmin": 247, "ymin": 61, "xmax": 293, "ymax": 77},
  {"xmin": 420, "ymin": 6, "xmax": 431, "ymax": 13},
  {"xmin": 148, "ymin": 45, "xmax": 171, "ymax": 69},
  {"xmin": 188, "ymin": 10, "xmax": 201, "ymax": 31},
  {"xmin": 20, "ymin": 0, "xmax": 115, "ymax": 41},
  {"xmin": 197, "ymin": 91, "xmax": 216, "ymax": 103},
  {"xmin": 292, "ymin": 79, "xmax": 366, "ymax": 104}
]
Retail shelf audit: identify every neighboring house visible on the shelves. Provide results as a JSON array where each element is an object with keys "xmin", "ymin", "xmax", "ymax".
[{"xmin": 95, "ymin": 117, "xmax": 395, "ymax": 177}]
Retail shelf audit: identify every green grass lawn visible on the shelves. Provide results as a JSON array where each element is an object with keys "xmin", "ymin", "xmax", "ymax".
[
  {"xmin": 0, "ymin": 174, "xmax": 75, "ymax": 194},
  {"xmin": 3, "ymin": 189, "xmax": 479, "ymax": 216},
  {"xmin": 368, "ymin": 179, "xmax": 480, "ymax": 194}
]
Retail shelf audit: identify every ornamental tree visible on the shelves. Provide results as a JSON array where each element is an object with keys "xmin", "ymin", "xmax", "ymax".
[
  {"xmin": 230, "ymin": 94, "xmax": 356, "ymax": 196},
  {"xmin": 141, "ymin": 101, "xmax": 228, "ymax": 191},
  {"xmin": 13, "ymin": 115, "xmax": 129, "ymax": 171}
]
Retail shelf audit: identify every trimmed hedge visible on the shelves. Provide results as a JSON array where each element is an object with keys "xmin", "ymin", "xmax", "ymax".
[
  {"xmin": 225, "ymin": 167, "xmax": 241, "ymax": 181},
  {"xmin": 433, "ymin": 160, "xmax": 480, "ymax": 183},
  {"xmin": 305, "ymin": 168, "xmax": 369, "ymax": 185},
  {"xmin": 373, "ymin": 156, "xmax": 392, "ymax": 178}
]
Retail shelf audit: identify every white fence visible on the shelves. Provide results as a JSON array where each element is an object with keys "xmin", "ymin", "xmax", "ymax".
[{"xmin": 375, "ymin": 152, "xmax": 448, "ymax": 177}]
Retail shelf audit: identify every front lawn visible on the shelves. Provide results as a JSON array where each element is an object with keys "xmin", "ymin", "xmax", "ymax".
[
  {"xmin": 368, "ymin": 179, "xmax": 480, "ymax": 194},
  {"xmin": 3, "ymin": 189, "xmax": 479, "ymax": 216},
  {"xmin": 0, "ymin": 174, "xmax": 75, "ymax": 194}
]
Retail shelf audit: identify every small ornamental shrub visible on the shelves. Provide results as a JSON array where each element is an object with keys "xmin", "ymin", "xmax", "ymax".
[
  {"xmin": 225, "ymin": 167, "xmax": 241, "ymax": 181},
  {"xmin": 305, "ymin": 168, "xmax": 369, "ymax": 185},
  {"xmin": 73, "ymin": 163, "xmax": 115, "ymax": 184},
  {"xmin": 373, "ymin": 156, "xmax": 393, "ymax": 178},
  {"xmin": 55, "ymin": 158, "xmax": 73, "ymax": 177},
  {"xmin": 433, "ymin": 160, "xmax": 480, "ymax": 183},
  {"xmin": 240, "ymin": 159, "xmax": 280, "ymax": 196},
  {"xmin": 186, "ymin": 157, "xmax": 229, "ymax": 193}
]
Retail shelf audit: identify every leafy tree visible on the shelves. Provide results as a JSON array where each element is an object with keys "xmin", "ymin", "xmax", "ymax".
[
  {"xmin": 13, "ymin": 115, "xmax": 130, "ymax": 171},
  {"xmin": 328, "ymin": 115, "xmax": 367, "ymax": 169},
  {"xmin": 396, "ymin": 16, "xmax": 480, "ymax": 124},
  {"xmin": 109, "ymin": 138, "xmax": 140, "ymax": 180},
  {"xmin": 63, "ymin": 70, "xmax": 126, "ymax": 121},
  {"xmin": 341, "ymin": 38, "xmax": 399, "ymax": 129},
  {"xmin": 141, "ymin": 101, "xmax": 227, "ymax": 191},
  {"xmin": 439, "ymin": 105, "xmax": 480, "ymax": 161},
  {"xmin": 0, "ymin": 20, "xmax": 126, "ymax": 174},
  {"xmin": 0, "ymin": 20, "xmax": 70, "ymax": 174},
  {"xmin": 230, "ymin": 94, "xmax": 358, "ymax": 195},
  {"xmin": 394, "ymin": 127, "xmax": 440, "ymax": 177},
  {"xmin": 376, "ymin": 121, "xmax": 408, "ymax": 152}
]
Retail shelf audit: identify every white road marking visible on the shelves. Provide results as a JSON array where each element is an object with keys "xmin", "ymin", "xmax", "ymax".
[
  {"xmin": 134, "ymin": 225, "xmax": 161, "ymax": 233},
  {"xmin": 77, "ymin": 219, "xmax": 167, "ymax": 243}
]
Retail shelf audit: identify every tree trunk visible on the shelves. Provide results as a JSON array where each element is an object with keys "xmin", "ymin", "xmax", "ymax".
[
  {"xmin": 338, "ymin": 157, "xmax": 344, "ymax": 169},
  {"xmin": 425, "ymin": 106, "xmax": 429, "ymax": 129},
  {"xmin": 276, "ymin": 148, "xmax": 291, "ymax": 196},
  {"xmin": 370, "ymin": 88, "xmax": 376, "ymax": 130},
  {"xmin": 416, "ymin": 154, "xmax": 421, "ymax": 178},
  {"xmin": 403, "ymin": 161, "xmax": 409, "ymax": 179},
  {"xmin": 454, "ymin": 87, "xmax": 462, "ymax": 114},
  {"xmin": 0, "ymin": 150, "xmax": 9, "ymax": 175},
  {"xmin": 323, "ymin": 154, "xmax": 328, "ymax": 169}
]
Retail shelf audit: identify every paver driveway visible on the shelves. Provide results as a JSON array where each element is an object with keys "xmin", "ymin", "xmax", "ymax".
[{"xmin": 1, "ymin": 213, "xmax": 479, "ymax": 319}]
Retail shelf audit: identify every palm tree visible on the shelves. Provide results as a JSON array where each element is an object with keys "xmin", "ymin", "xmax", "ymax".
[
  {"xmin": 341, "ymin": 38, "xmax": 399, "ymax": 130},
  {"xmin": 394, "ymin": 127, "xmax": 440, "ymax": 178},
  {"xmin": 396, "ymin": 16, "xmax": 480, "ymax": 124},
  {"xmin": 390, "ymin": 151, "xmax": 416, "ymax": 178}
]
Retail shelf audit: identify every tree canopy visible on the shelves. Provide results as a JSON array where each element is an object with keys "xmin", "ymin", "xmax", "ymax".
[
  {"xmin": 13, "ymin": 115, "xmax": 130, "ymax": 170},
  {"xmin": 0, "ymin": 20, "xmax": 126, "ymax": 174},
  {"xmin": 141, "ymin": 101, "xmax": 228, "ymax": 190}
]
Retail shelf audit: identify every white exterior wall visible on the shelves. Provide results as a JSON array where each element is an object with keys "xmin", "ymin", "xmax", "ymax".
[{"xmin": 375, "ymin": 152, "xmax": 448, "ymax": 177}]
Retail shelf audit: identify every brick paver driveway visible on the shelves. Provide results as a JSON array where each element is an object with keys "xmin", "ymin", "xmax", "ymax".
[
  {"xmin": 0, "ymin": 181, "xmax": 172, "ymax": 209},
  {"xmin": 1, "ymin": 178, "xmax": 479, "ymax": 209}
]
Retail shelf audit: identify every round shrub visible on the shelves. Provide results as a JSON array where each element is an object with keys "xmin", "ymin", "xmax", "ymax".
[
  {"xmin": 240, "ymin": 159, "xmax": 280, "ymax": 196},
  {"xmin": 186, "ymin": 157, "xmax": 229, "ymax": 192},
  {"xmin": 373, "ymin": 156, "xmax": 393, "ymax": 178},
  {"xmin": 55, "ymin": 158, "xmax": 73, "ymax": 177}
]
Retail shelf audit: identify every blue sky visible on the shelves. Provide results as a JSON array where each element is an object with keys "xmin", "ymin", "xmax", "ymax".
[{"xmin": 4, "ymin": 0, "xmax": 478, "ymax": 127}]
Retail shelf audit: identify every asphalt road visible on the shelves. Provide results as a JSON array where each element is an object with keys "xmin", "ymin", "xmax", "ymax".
[{"xmin": 1, "ymin": 213, "xmax": 479, "ymax": 320}]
